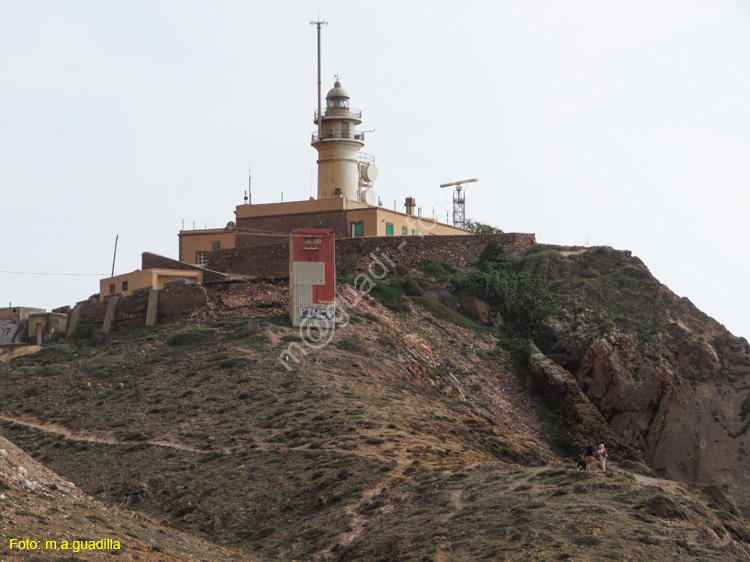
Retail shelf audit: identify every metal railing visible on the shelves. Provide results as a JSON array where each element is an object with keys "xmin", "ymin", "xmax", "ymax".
[
  {"xmin": 311, "ymin": 129, "xmax": 366, "ymax": 142},
  {"xmin": 358, "ymin": 152, "xmax": 375, "ymax": 165},
  {"xmin": 314, "ymin": 108, "xmax": 362, "ymax": 121}
]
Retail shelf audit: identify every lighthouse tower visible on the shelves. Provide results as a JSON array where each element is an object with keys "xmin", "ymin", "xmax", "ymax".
[{"xmin": 312, "ymin": 80, "xmax": 371, "ymax": 201}]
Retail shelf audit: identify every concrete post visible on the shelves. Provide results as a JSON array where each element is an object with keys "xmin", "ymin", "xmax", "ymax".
[
  {"xmin": 102, "ymin": 297, "xmax": 119, "ymax": 335},
  {"xmin": 145, "ymin": 288, "xmax": 159, "ymax": 327},
  {"xmin": 66, "ymin": 303, "xmax": 83, "ymax": 339}
]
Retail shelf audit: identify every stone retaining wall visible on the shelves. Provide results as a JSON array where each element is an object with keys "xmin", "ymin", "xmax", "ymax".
[{"xmin": 206, "ymin": 233, "xmax": 536, "ymax": 277}]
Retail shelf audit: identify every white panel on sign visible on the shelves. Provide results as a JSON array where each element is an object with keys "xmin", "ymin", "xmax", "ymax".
[{"xmin": 292, "ymin": 262, "xmax": 325, "ymax": 286}]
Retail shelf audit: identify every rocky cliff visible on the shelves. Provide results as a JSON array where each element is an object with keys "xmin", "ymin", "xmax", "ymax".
[{"xmin": 516, "ymin": 245, "xmax": 750, "ymax": 515}]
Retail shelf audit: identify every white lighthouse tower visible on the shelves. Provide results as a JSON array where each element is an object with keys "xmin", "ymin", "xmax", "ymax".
[{"xmin": 312, "ymin": 80, "xmax": 376, "ymax": 201}]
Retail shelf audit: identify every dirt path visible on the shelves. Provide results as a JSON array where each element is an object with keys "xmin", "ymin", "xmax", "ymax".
[
  {"xmin": 633, "ymin": 473, "xmax": 686, "ymax": 493},
  {"xmin": 0, "ymin": 414, "xmax": 436, "ymax": 463},
  {"xmin": 0, "ymin": 415, "xmax": 221, "ymax": 454},
  {"xmin": 333, "ymin": 446, "xmax": 412, "ymax": 550}
]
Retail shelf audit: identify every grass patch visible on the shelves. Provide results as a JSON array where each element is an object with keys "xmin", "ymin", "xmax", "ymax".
[
  {"xmin": 82, "ymin": 354, "xmax": 128, "ymax": 379},
  {"xmin": 369, "ymin": 282, "xmax": 410, "ymax": 312},
  {"xmin": 416, "ymin": 261, "xmax": 458, "ymax": 281},
  {"xmin": 496, "ymin": 335, "xmax": 527, "ymax": 354},
  {"xmin": 413, "ymin": 296, "xmax": 481, "ymax": 330},
  {"xmin": 166, "ymin": 328, "xmax": 216, "ymax": 346}
]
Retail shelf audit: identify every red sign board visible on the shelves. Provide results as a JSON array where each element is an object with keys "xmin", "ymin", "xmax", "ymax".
[{"xmin": 289, "ymin": 229, "xmax": 335, "ymax": 327}]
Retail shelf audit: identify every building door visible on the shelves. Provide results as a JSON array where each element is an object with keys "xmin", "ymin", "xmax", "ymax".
[{"xmin": 351, "ymin": 222, "xmax": 363, "ymax": 237}]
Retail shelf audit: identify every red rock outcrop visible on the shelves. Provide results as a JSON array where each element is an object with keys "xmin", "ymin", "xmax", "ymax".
[{"xmin": 575, "ymin": 323, "xmax": 750, "ymax": 515}]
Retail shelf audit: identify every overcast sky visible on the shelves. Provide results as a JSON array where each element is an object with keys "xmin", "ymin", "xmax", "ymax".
[{"xmin": 2, "ymin": 1, "xmax": 749, "ymax": 339}]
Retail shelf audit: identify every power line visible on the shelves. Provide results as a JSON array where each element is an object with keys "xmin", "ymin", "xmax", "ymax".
[
  {"xmin": 0, "ymin": 270, "xmax": 108, "ymax": 276},
  {"xmin": 0, "ymin": 190, "xmax": 181, "ymax": 222},
  {"xmin": 0, "ymin": 191, "xmax": 229, "ymax": 229},
  {"xmin": 0, "ymin": 209, "xmax": 176, "ymax": 231}
]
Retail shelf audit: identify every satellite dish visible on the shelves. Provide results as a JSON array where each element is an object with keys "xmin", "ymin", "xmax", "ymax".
[
  {"xmin": 361, "ymin": 163, "xmax": 379, "ymax": 183},
  {"xmin": 364, "ymin": 189, "xmax": 378, "ymax": 206}
]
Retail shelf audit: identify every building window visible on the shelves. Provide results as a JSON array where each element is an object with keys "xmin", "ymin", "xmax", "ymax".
[
  {"xmin": 211, "ymin": 241, "xmax": 221, "ymax": 251},
  {"xmin": 402, "ymin": 226, "xmax": 408, "ymax": 235},
  {"xmin": 109, "ymin": 284, "xmax": 116, "ymax": 294},
  {"xmin": 351, "ymin": 222, "xmax": 363, "ymax": 238},
  {"xmin": 122, "ymin": 281, "xmax": 129, "ymax": 292},
  {"xmin": 196, "ymin": 252, "xmax": 208, "ymax": 265},
  {"xmin": 412, "ymin": 229, "xmax": 419, "ymax": 236},
  {"xmin": 386, "ymin": 223, "xmax": 394, "ymax": 236}
]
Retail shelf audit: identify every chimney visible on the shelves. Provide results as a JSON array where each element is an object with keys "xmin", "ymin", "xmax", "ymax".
[{"xmin": 405, "ymin": 197, "xmax": 416, "ymax": 217}]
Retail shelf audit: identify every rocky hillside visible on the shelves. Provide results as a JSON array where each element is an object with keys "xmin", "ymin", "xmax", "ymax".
[
  {"xmin": 0, "ymin": 243, "xmax": 749, "ymax": 561},
  {"xmin": 513, "ymin": 245, "xmax": 750, "ymax": 515},
  {"xmin": 0, "ymin": 434, "xmax": 257, "ymax": 561}
]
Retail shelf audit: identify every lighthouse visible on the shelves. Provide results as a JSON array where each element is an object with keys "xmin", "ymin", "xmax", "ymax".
[{"xmin": 312, "ymin": 80, "xmax": 376, "ymax": 201}]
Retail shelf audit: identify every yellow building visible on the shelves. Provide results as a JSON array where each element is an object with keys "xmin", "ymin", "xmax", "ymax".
[
  {"xmin": 100, "ymin": 268, "xmax": 203, "ymax": 301},
  {"xmin": 179, "ymin": 222, "xmax": 237, "ymax": 267}
]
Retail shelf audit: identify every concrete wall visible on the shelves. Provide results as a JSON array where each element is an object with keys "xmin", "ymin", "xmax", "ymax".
[
  {"xmin": 236, "ymin": 212, "xmax": 349, "ymax": 247},
  {"xmin": 74, "ymin": 281, "xmax": 212, "ymax": 331},
  {"xmin": 233, "ymin": 198, "xmax": 467, "ymax": 247},
  {"xmin": 209, "ymin": 243, "xmax": 289, "ymax": 277},
  {"xmin": 157, "ymin": 283, "xmax": 211, "ymax": 323},
  {"xmin": 27, "ymin": 313, "xmax": 68, "ymax": 344},
  {"xmin": 100, "ymin": 269, "xmax": 203, "ymax": 301},
  {"xmin": 206, "ymin": 232, "xmax": 536, "ymax": 278},
  {"xmin": 141, "ymin": 253, "xmax": 229, "ymax": 283},
  {"xmin": 235, "ymin": 198, "xmax": 366, "ymax": 219},
  {"xmin": 0, "ymin": 307, "xmax": 46, "ymax": 344},
  {"xmin": 335, "ymin": 233, "xmax": 536, "ymax": 273},
  {"xmin": 114, "ymin": 288, "xmax": 151, "ymax": 329},
  {"xmin": 80, "ymin": 300, "xmax": 108, "ymax": 326}
]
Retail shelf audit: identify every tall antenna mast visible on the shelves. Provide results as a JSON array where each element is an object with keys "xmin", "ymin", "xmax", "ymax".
[
  {"xmin": 251, "ymin": 165, "xmax": 253, "ymax": 205},
  {"xmin": 310, "ymin": 18, "xmax": 328, "ymax": 141}
]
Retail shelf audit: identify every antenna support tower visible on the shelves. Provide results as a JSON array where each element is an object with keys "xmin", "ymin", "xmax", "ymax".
[
  {"xmin": 439, "ymin": 178, "xmax": 478, "ymax": 230},
  {"xmin": 251, "ymin": 165, "xmax": 253, "ymax": 205},
  {"xmin": 310, "ymin": 19, "xmax": 328, "ymax": 143}
]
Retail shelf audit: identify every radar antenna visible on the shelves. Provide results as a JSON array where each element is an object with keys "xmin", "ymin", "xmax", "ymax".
[{"xmin": 439, "ymin": 178, "xmax": 478, "ymax": 230}]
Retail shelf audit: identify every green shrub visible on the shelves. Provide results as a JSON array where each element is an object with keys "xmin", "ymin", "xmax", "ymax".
[
  {"xmin": 402, "ymin": 278, "xmax": 425, "ymax": 296},
  {"xmin": 23, "ymin": 385, "xmax": 44, "ymax": 398},
  {"xmin": 219, "ymin": 357, "xmax": 251, "ymax": 369},
  {"xmin": 496, "ymin": 335, "xmax": 527, "ymax": 354},
  {"xmin": 416, "ymin": 261, "xmax": 457, "ymax": 280},
  {"xmin": 166, "ymin": 328, "xmax": 216, "ymax": 346},
  {"xmin": 377, "ymin": 332, "xmax": 399, "ymax": 349},
  {"xmin": 83, "ymin": 354, "xmax": 128, "ymax": 379},
  {"xmin": 197, "ymin": 451, "xmax": 225, "ymax": 463},
  {"xmin": 70, "ymin": 323, "xmax": 97, "ymax": 340},
  {"xmin": 25, "ymin": 344, "xmax": 76, "ymax": 364},
  {"xmin": 337, "ymin": 335, "xmax": 364, "ymax": 353},
  {"xmin": 393, "ymin": 264, "xmax": 409, "ymax": 276},
  {"xmin": 413, "ymin": 296, "xmax": 481, "ymax": 330},
  {"xmin": 223, "ymin": 325, "xmax": 260, "ymax": 341},
  {"xmin": 370, "ymin": 282, "xmax": 408, "ymax": 311},
  {"xmin": 453, "ymin": 269, "xmax": 556, "ymax": 340},
  {"xmin": 740, "ymin": 394, "xmax": 750, "ymax": 423},
  {"xmin": 40, "ymin": 364, "xmax": 66, "ymax": 377}
]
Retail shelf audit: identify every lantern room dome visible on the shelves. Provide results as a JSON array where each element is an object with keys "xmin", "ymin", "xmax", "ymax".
[{"xmin": 326, "ymin": 80, "xmax": 349, "ymax": 100}]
